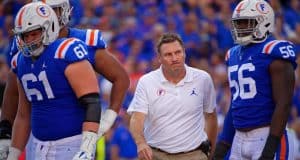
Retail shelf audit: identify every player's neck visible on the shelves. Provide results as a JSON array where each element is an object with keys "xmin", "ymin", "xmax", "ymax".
[
  {"xmin": 31, "ymin": 56, "xmax": 40, "ymax": 62},
  {"xmin": 58, "ymin": 27, "xmax": 69, "ymax": 38}
]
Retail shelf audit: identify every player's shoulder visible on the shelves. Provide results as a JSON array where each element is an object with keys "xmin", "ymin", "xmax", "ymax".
[
  {"xmin": 261, "ymin": 39, "xmax": 295, "ymax": 56},
  {"xmin": 225, "ymin": 45, "xmax": 240, "ymax": 62},
  {"xmin": 9, "ymin": 37, "xmax": 19, "ymax": 56},
  {"xmin": 10, "ymin": 51, "xmax": 21, "ymax": 72},
  {"xmin": 261, "ymin": 38, "xmax": 297, "ymax": 67},
  {"xmin": 69, "ymin": 27, "xmax": 105, "ymax": 47},
  {"xmin": 52, "ymin": 37, "xmax": 89, "ymax": 62}
]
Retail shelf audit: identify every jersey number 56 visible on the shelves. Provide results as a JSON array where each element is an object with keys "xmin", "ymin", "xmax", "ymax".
[{"xmin": 228, "ymin": 63, "xmax": 257, "ymax": 100}]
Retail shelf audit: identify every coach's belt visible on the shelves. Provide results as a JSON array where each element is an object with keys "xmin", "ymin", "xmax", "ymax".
[{"xmin": 150, "ymin": 140, "xmax": 211, "ymax": 156}]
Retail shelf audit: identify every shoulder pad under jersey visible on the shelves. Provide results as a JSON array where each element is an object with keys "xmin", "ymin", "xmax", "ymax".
[{"xmin": 54, "ymin": 38, "xmax": 89, "ymax": 63}]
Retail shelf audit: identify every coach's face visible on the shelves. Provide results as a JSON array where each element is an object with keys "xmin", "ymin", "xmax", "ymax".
[{"xmin": 158, "ymin": 41, "xmax": 185, "ymax": 74}]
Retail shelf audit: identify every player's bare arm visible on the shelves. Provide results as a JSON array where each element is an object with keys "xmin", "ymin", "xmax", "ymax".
[
  {"xmin": 0, "ymin": 71, "xmax": 18, "ymax": 125},
  {"xmin": 94, "ymin": 49, "xmax": 129, "ymax": 113},
  {"xmin": 8, "ymin": 80, "xmax": 31, "ymax": 159},
  {"xmin": 269, "ymin": 59, "xmax": 294, "ymax": 137},
  {"xmin": 65, "ymin": 59, "xmax": 102, "ymax": 160},
  {"xmin": 94, "ymin": 49, "xmax": 129, "ymax": 137},
  {"xmin": 259, "ymin": 59, "xmax": 295, "ymax": 159},
  {"xmin": 65, "ymin": 60, "xmax": 100, "ymax": 133},
  {"xmin": 0, "ymin": 71, "xmax": 19, "ymax": 159}
]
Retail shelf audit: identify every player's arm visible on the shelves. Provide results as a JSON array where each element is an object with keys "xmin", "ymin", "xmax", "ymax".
[
  {"xmin": 94, "ymin": 49, "xmax": 130, "ymax": 136},
  {"xmin": 0, "ymin": 71, "xmax": 18, "ymax": 126},
  {"xmin": 7, "ymin": 79, "xmax": 31, "ymax": 160},
  {"xmin": 259, "ymin": 59, "xmax": 295, "ymax": 159},
  {"xmin": 1, "ymin": 38, "xmax": 20, "ymax": 125},
  {"xmin": 0, "ymin": 71, "xmax": 18, "ymax": 159},
  {"xmin": 65, "ymin": 59, "xmax": 101, "ymax": 160},
  {"xmin": 129, "ymin": 112, "xmax": 152, "ymax": 160},
  {"xmin": 0, "ymin": 40, "xmax": 20, "ymax": 158},
  {"xmin": 65, "ymin": 59, "xmax": 101, "ymax": 132},
  {"xmin": 213, "ymin": 105, "xmax": 235, "ymax": 160}
]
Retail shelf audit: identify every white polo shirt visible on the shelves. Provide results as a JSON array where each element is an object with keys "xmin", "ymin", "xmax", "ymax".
[{"xmin": 128, "ymin": 65, "xmax": 216, "ymax": 153}]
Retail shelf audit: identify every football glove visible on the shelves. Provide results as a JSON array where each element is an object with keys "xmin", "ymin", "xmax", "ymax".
[
  {"xmin": 98, "ymin": 109, "xmax": 117, "ymax": 137},
  {"xmin": 0, "ymin": 120, "xmax": 12, "ymax": 160},
  {"xmin": 72, "ymin": 131, "xmax": 98, "ymax": 160},
  {"xmin": 6, "ymin": 147, "xmax": 21, "ymax": 160}
]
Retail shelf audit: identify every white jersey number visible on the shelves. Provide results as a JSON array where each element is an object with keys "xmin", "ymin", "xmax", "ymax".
[
  {"xmin": 21, "ymin": 71, "xmax": 54, "ymax": 101},
  {"xmin": 74, "ymin": 44, "xmax": 88, "ymax": 59},
  {"xmin": 279, "ymin": 45, "xmax": 295, "ymax": 58},
  {"xmin": 228, "ymin": 63, "xmax": 257, "ymax": 100}
]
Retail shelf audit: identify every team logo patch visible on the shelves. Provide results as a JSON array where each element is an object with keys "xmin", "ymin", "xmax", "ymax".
[
  {"xmin": 36, "ymin": 5, "xmax": 50, "ymax": 17},
  {"xmin": 157, "ymin": 88, "xmax": 166, "ymax": 96},
  {"xmin": 256, "ymin": 2, "xmax": 269, "ymax": 14}
]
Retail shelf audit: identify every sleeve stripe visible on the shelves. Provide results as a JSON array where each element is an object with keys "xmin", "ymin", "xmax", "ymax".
[
  {"xmin": 262, "ymin": 40, "xmax": 286, "ymax": 54},
  {"xmin": 55, "ymin": 38, "xmax": 76, "ymax": 59},
  {"xmin": 86, "ymin": 29, "xmax": 99, "ymax": 46},
  {"xmin": 225, "ymin": 49, "xmax": 231, "ymax": 61},
  {"xmin": 11, "ymin": 52, "xmax": 20, "ymax": 69},
  {"xmin": 88, "ymin": 29, "xmax": 95, "ymax": 46}
]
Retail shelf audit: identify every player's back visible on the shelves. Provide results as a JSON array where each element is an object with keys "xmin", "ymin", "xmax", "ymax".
[
  {"xmin": 14, "ymin": 38, "xmax": 90, "ymax": 141},
  {"xmin": 226, "ymin": 36, "xmax": 297, "ymax": 129}
]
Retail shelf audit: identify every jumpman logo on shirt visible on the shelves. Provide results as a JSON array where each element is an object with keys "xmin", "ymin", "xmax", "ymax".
[{"xmin": 190, "ymin": 88, "xmax": 198, "ymax": 96}]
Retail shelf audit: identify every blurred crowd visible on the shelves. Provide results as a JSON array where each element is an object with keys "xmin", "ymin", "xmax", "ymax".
[{"xmin": 1, "ymin": 0, "xmax": 300, "ymax": 159}]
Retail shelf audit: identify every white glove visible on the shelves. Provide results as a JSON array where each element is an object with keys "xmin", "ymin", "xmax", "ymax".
[
  {"xmin": 72, "ymin": 131, "xmax": 98, "ymax": 160},
  {"xmin": 0, "ymin": 139, "xmax": 11, "ymax": 160},
  {"xmin": 6, "ymin": 147, "xmax": 21, "ymax": 160},
  {"xmin": 98, "ymin": 109, "xmax": 117, "ymax": 137}
]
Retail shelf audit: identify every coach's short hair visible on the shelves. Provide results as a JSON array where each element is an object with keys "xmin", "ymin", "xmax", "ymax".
[{"xmin": 156, "ymin": 33, "xmax": 184, "ymax": 54}]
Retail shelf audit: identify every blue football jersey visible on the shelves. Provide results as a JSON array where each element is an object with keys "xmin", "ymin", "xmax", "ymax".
[
  {"xmin": 68, "ymin": 28, "xmax": 107, "ymax": 65},
  {"xmin": 7, "ymin": 38, "xmax": 19, "ymax": 69},
  {"xmin": 226, "ymin": 37, "xmax": 297, "ymax": 129},
  {"xmin": 14, "ymin": 38, "xmax": 90, "ymax": 141},
  {"xmin": 7, "ymin": 27, "xmax": 106, "ymax": 69}
]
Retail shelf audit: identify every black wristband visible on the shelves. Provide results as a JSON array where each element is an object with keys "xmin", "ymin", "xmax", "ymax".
[
  {"xmin": 260, "ymin": 134, "xmax": 281, "ymax": 159},
  {"xmin": 0, "ymin": 120, "xmax": 12, "ymax": 139},
  {"xmin": 213, "ymin": 141, "xmax": 231, "ymax": 160}
]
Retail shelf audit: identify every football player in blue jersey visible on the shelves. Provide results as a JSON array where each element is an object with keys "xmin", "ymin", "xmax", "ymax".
[
  {"xmin": 35, "ymin": 0, "xmax": 129, "ymax": 141},
  {"xmin": 0, "ymin": 0, "xmax": 129, "ymax": 159},
  {"xmin": 7, "ymin": 2, "xmax": 101, "ymax": 160},
  {"xmin": 213, "ymin": 0, "xmax": 297, "ymax": 159}
]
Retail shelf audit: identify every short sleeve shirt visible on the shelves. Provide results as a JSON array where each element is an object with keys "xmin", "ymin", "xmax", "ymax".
[{"xmin": 128, "ymin": 65, "xmax": 216, "ymax": 153}]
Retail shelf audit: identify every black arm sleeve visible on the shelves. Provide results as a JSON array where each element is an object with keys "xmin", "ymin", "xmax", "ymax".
[
  {"xmin": 78, "ymin": 93, "xmax": 101, "ymax": 123},
  {"xmin": 0, "ymin": 120, "xmax": 12, "ymax": 139}
]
